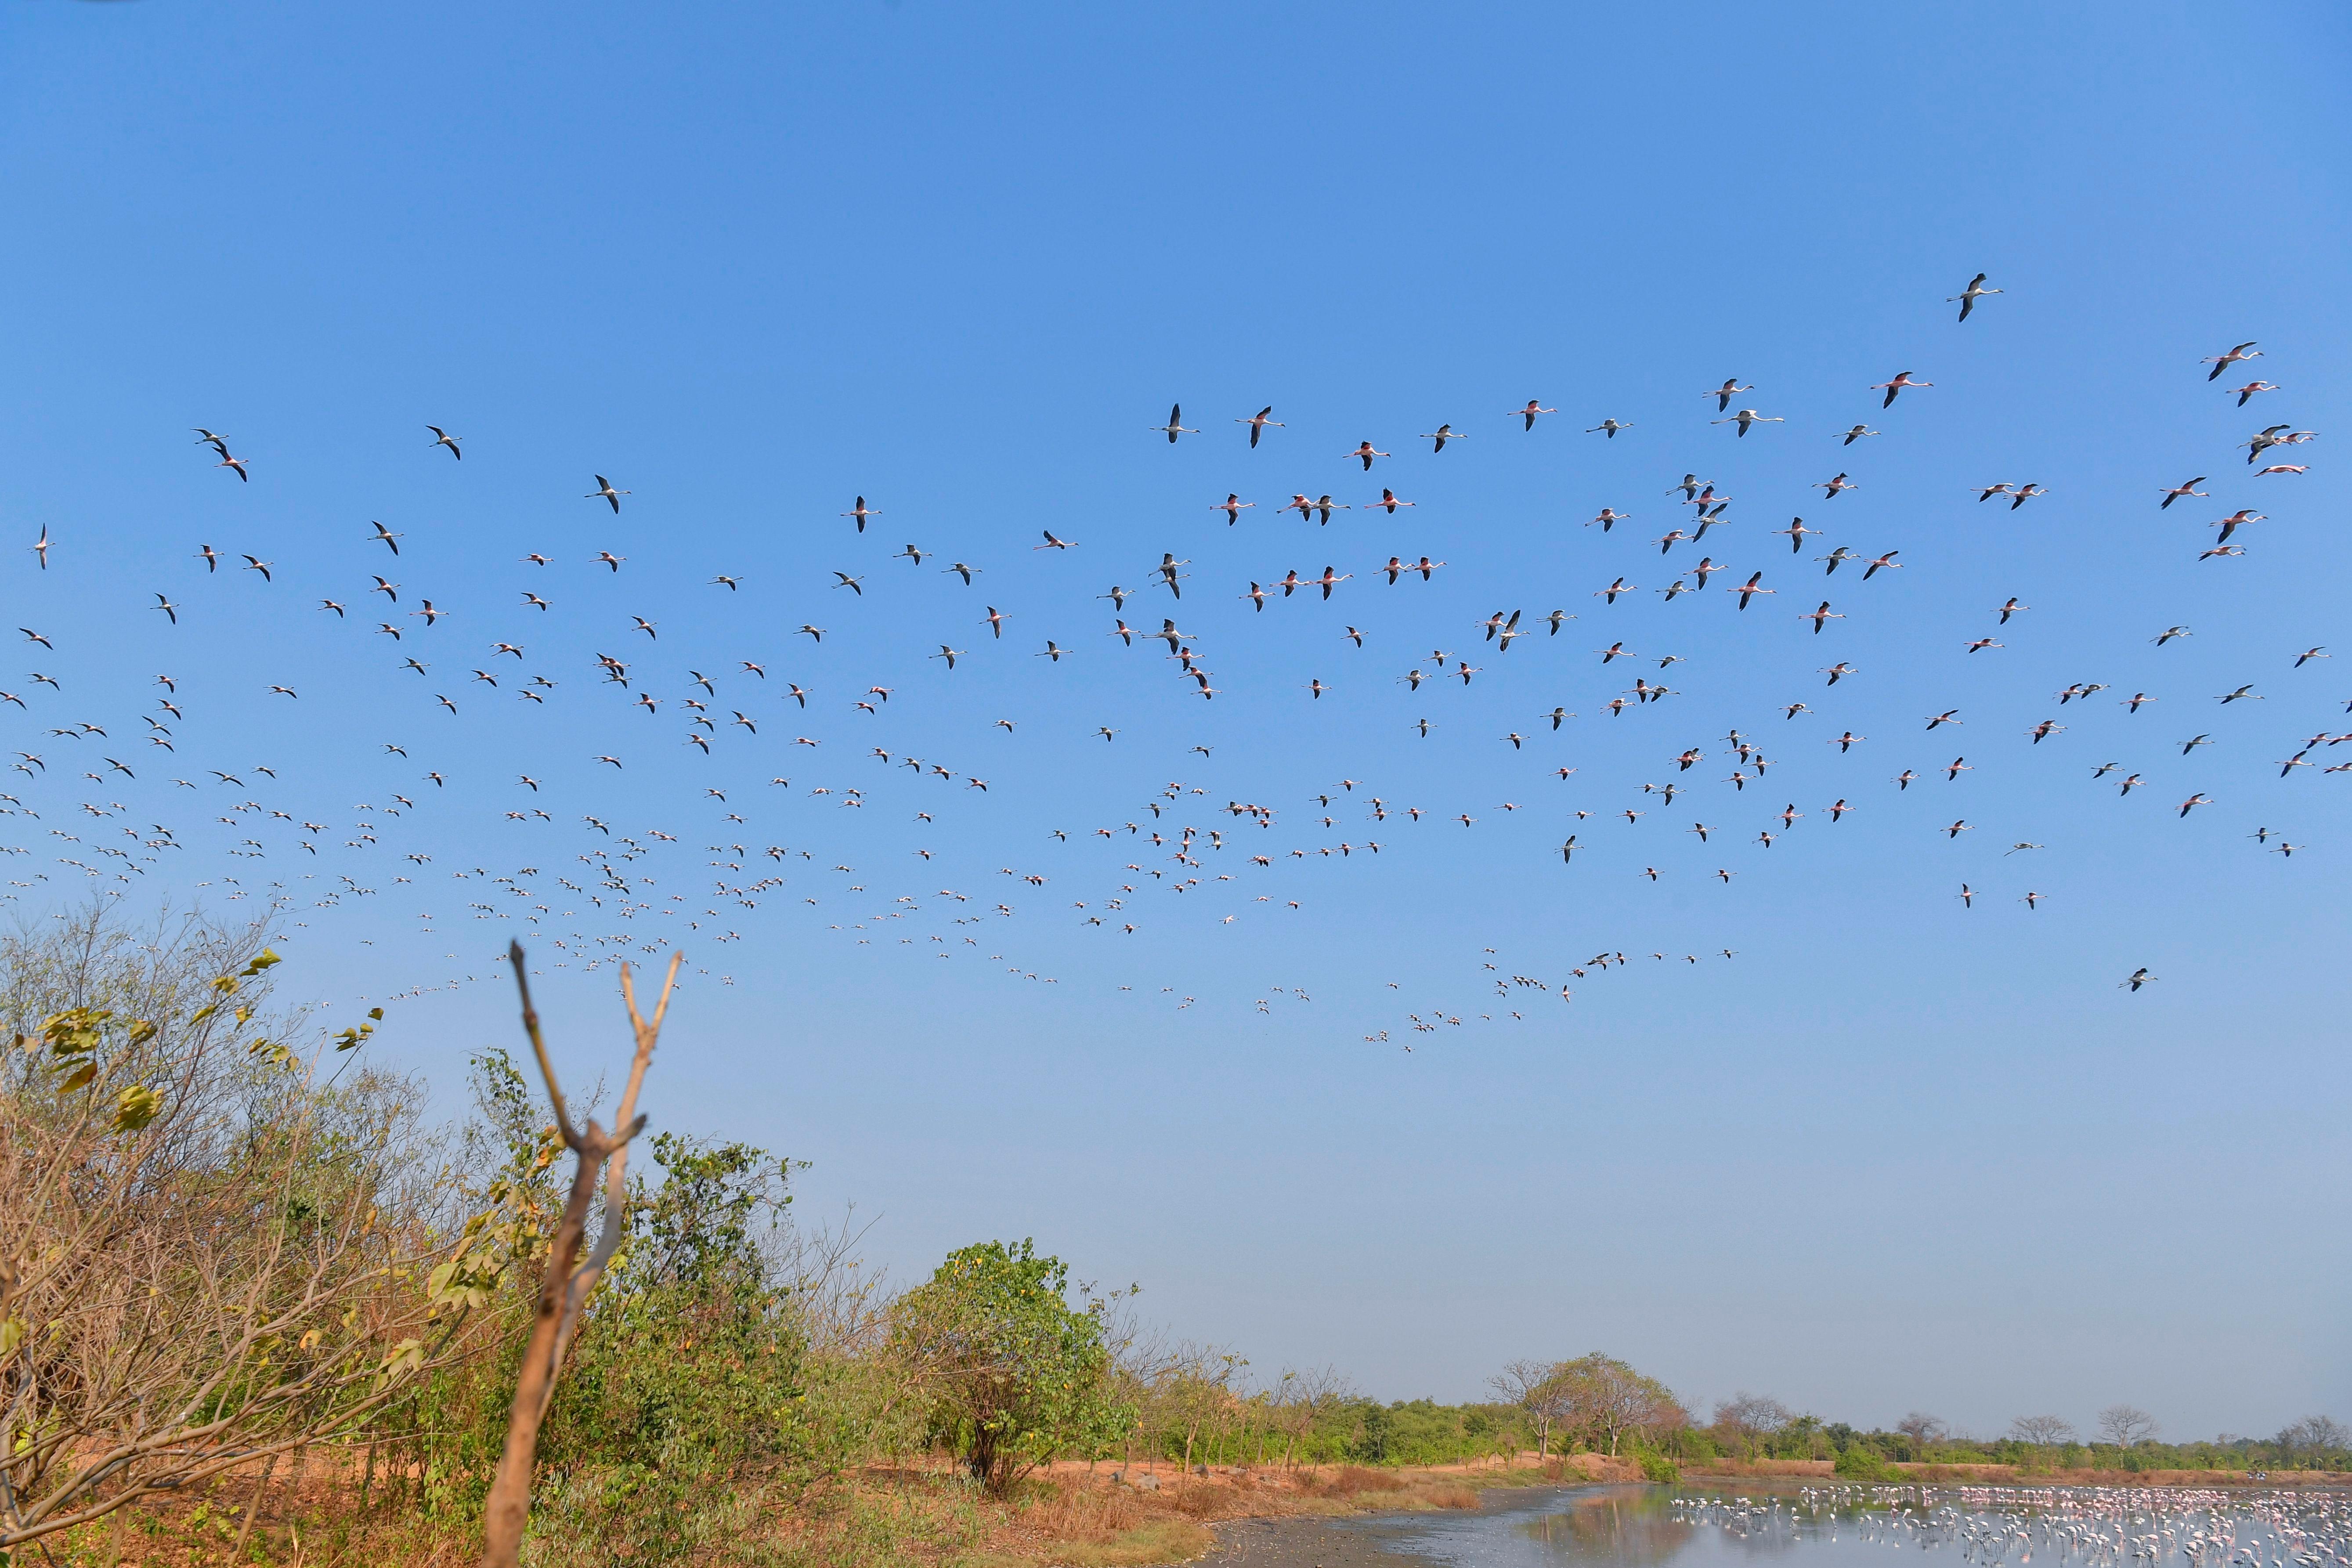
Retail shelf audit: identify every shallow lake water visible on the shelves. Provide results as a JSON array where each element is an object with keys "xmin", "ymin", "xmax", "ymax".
[{"xmin": 1316, "ymin": 1481, "xmax": 2352, "ymax": 1568}]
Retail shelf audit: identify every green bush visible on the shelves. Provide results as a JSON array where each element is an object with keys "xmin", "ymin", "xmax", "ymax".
[
  {"xmin": 1637, "ymin": 1449, "xmax": 1682, "ymax": 1485},
  {"xmin": 530, "ymin": 1132, "xmax": 811, "ymax": 1561},
  {"xmin": 1834, "ymin": 1443, "xmax": 1890, "ymax": 1481},
  {"xmin": 1353, "ymin": 1402, "xmax": 1395, "ymax": 1463},
  {"xmin": 890, "ymin": 1238, "xmax": 1120, "ymax": 1495}
]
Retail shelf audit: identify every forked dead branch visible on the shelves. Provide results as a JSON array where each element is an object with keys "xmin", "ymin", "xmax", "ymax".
[{"xmin": 477, "ymin": 940, "xmax": 682, "ymax": 1568}]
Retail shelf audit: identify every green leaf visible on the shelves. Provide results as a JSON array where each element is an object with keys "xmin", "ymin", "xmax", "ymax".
[
  {"xmin": 374, "ymin": 1337, "xmax": 425, "ymax": 1387},
  {"xmin": 42, "ymin": 1008, "xmax": 107, "ymax": 1058},
  {"xmin": 111, "ymin": 1084, "xmax": 164, "ymax": 1132},
  {"xmin": 56, "ymin": 1061, "xmax": 95, "ymax": 1093}
]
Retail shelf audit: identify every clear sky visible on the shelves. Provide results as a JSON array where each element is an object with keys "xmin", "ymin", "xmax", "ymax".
[{"xmin": 4, "ymin": 2, "xmax": 2347, "ymax": 1441}]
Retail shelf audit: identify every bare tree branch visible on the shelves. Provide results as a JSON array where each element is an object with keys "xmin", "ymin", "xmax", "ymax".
[{"xmin": 478, "ymin": 943, "xmax": 678, "ymax": 1568}]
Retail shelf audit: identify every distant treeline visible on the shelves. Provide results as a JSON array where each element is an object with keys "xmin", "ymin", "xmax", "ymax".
[
  {"xmin": 1335, "ymin": 1381, "xmax": 2352, "ymax": 1478},
  {"xmin": 1150, "ymin": 1397, "xmax": 2352, "ymax": 1478}
]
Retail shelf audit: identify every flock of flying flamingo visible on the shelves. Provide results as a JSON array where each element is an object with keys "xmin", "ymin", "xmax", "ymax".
[{"xmin": 1, "ymin": 274, "xmax": 2330, "ymax": 1041}]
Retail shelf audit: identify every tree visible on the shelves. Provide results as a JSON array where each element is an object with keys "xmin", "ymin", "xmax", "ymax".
[
  {"xmin": 1895, "ymin": 1411, "xmax": 1948, "ymax": 1453},
  {"xmin": 1354, "ymin": 1399, "xmax": 1395, "ymax": 1463},
  {"xmin": 1153, "ymin": 1344, "xmax": 1245, "ymax": 1477},
  {"xmin": 0, "ymin": 909, "xmax": 502, "ymax": 1557},
  {"xmin": 1713, "ymin": 1393, "xmax": 1792, "ymax": 1460},
  {"xmin": 1272, "ymin": 1364, "xmax": 1352, "ymax": 1470},
  {"xmin": 2096, "ymin": 1405, "xmax": 2158, "ymax": 1448},
  {"xmin": 2277, "ymin": 1416, "xmax": 2349, "ymax": 1459},
  {"xmin": 1553, "ymin": 1353, "xmax": 1686, "ymax": 1456},
  {"xmin": 2009, "ymin": 1413, "xmax": 2076, "ymax": 1449},
  {"xmin": 890, "ymin": 1237, "xmax": 1117, "ymax": 1496},
  {"xmin": 1489, "ymin": 1359, "xmax": 1572, "ymax": 1459}
]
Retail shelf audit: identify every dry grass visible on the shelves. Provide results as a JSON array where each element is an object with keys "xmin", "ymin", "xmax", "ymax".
[
  {"xmin": 979, "ymin": 1474, "xmax": 1237, "ymax": 1565},
  {"xmin": 1066, "ymin": 1521, "xmax": 1219, "ymax": 1566},
  {"xmin": 1545, "ymin": 1454, "xmax": 1647, "ymax": 1483},
  {"xmin": 972, "ymin": 1461, "xmax": 1501, "ymax": 1564},
  {"xmin": 39, "ymin": 1455, "xmax": 1527, "ymax": 1567},
  {"xmin": 29, "ymin": 1475, "xmax": 479, "ymax": 1568},
  {"xmin": 1015, "ymin": 1478, "xmax": 1154, "ymax": 1540},
  {"xmin": 974, "ymin": 1519, "xmax": 1218, "ymax": 1568},
  {"xmin": 1299, "ymin": 1464, "xmax": 1405, "ymax": 1495}
]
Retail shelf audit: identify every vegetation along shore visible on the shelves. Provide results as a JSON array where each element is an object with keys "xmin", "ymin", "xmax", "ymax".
[{"xmin": 3, "ymin": 909, "xmax": 2342, "ymax": 1566}]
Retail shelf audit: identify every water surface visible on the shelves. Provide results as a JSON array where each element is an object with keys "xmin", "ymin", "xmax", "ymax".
[{"xmin": 1311, "ymin": 1481, "xmax": 2352, "ymax": 1568}]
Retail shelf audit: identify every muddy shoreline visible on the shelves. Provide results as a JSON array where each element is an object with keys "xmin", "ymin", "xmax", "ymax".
[
  {"xmin": 1196, "ymin": 1483, "xmax": 1595, "ymax": 1568},
  {"xmin": 1196, "ymin": 1510, "xmax": 1439, "ymax": 1568}
]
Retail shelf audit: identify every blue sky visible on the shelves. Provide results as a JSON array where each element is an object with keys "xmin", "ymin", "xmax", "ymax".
[{"xmin": 4, "ymin": 2, "xmax": 2347, "ymax": 1439}]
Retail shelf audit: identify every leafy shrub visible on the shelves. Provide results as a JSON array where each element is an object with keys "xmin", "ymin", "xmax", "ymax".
[
  {"xmin": 1834, "ymin": 1442, "xmax": 1890, "ymax": 1481},
  {"xmin": 1353, "ymin": 1401, "xmax": 1394, "ymax": 1462},
  {"xmin": 530, "ymin": 1133, "xmax": 809, "ymax": 1561},
  {"xmin": 890, "ymin": 1238, "xmax": 1119, "ymax": 1496}
]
